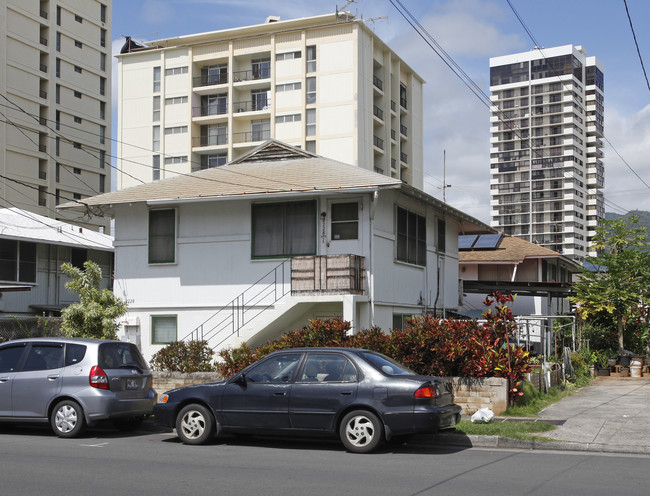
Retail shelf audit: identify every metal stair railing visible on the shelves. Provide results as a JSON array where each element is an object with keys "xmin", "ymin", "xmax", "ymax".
[{"xmin": 180, "ymin": 259, "xmax": 291, "ymax": 350}]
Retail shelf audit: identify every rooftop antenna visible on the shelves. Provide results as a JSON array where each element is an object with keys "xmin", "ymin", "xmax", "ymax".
[{"xmin": 441, "ymin": 150, "xmax": 451, "ymax": 203}]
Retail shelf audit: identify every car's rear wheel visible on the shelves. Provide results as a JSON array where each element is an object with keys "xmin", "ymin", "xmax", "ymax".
[
  {"xmin": 339, "ymin": 410, "xmax": 383, "ymax": 453},
  {"xmin": 51, "ymin": 400, "xmax": 86, "ymax": 438},
  {"xmin": 176, "ymin": 404, "xmax": 215, "ymax": 445}
]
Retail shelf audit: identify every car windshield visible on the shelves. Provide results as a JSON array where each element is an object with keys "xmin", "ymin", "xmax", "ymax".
[
  {"xmin": 98, "ymin": 342, "xmax": 149, "ymax": 370},
  {"xmin": 359, "ymin": 351, "xmax": 416, "ymax": 376}
]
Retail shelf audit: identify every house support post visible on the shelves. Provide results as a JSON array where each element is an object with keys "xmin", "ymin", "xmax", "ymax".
[{"xmin": 343, "ymin": 295, "xmax": 357, "ymax": 336}]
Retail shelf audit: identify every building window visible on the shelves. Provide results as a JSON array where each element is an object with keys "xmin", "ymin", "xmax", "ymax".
[
  {"xmin": 100, "ymin": 77, "xmax": 106, "ymax": 96},
  {"xmin": 331, "ymin": 202, "xmax": 359, "ymax": 240},
  {"xmin": 251, "ymin": 119, "xmax": 270, "ymax": 142},
  {"xmin": 437, "ymin": 218, "xmax": 446, "ymax": 253},
  {"xmin": 99, "ymin": 126, "xmax": 105, "ymax": 144},
  {"xmin": 306, "ymin": 77, "xmax": 316, "ymax": 104},
  {"xmin": 56, "ymin": 163, "xmax": 60, "ymax": 182},
  {"xmin": 149, "ymin": 209, "xmax": 175, "ymax": 263},
  {"xmin": 165, "ymin": 96, "xmax": 188, "ymax": 105},
  {"xmin": 100, "ymin": 101, "xmax": 106, "ymax": 120},
  {"xmin": 73, "ymin": 142, "xmax": 82, "ymax": 149},
  {"xmin": 276, "ymin": 51, "xmax": 301, "ymax": 61},
  {"xmin": 164, "ymin": 156, "xmax": 187, "ymax": 165},
  {"xmin": 73, "ymin": 90, "xmax": 82, "ymax": 98},
  {"xmin": 305, "ymin": 140, "xmax": 316, "ymax": 153},
  {"xmin": 100, "ymin": 28, "xmax": 106, "ymax": 47},
  {"xmin": 276, "ymin": 81, "xmax": 301, "ymax": 92},
  {"xmin": 152, "ymin": 126, "xmax": 160, "ymax": 151},
  {"xmin": 164, "ymin": 126, "xmax": 187, "ymax": 135},
  {"xmin": 99, "ymin": 174, "xmax": 105, "ymax": 193},
  {"xmin": 100, "ymin": 4, "xmax": 106, "ymax": 23},
  {"xmin": 56, "ymin": 32, "xmax": 61, "ymax": 51},
  {"xmin": 73, "ymin": 193, "xmax": 82, "ymax": 200},
  {"xmin": 99, "ymin": 150, "xmax": 105, "ymax": 169},
  {"xmin": 0, "ymin": 240, "xmax": 37, "ymax": 283},
  {"xmin": 151, "ymin": 315, "xmax": 177, "ymax": 344},
  {"xmin": 165, "ymin": 66, "xmax": 188, "ymax": 76},
  {"xmin": 73, "ymin": 167, "xmax": 81, "ymax": 174},
  {"xmin": 306, "ymin": 109, "xmax": 316, "ymax": 136},
  {"xmin": 56, "ymin": 58, "xmax": 61, "ymax": 77},
  {"xmin": 74, "ymin": 14, "xmax": 82, "ymax": 23},
  {"xmin": 306, "ymin": 45, "xmax": 316, "ymax": 73},
  {"xmin": 275, "ymin": 113, "xmax": 301, "ymax": 124},
  {"xmin": 251, "ymin": 58, "xmax": 270, "ymax": 79},
  {"xmin": 74, "ymin": 65, "xmax": 82, "ymax": 74},
  {"xmin": 252, "ymin": 201, "xmax": 316, "ymax": 258},
  {"xmin": 201, "ymin": 153, "xmax": 227, "ymax": 169},
  {"xmin": 100, "ymin": 53, "xmax": 106, "ymax": 71},
  {"xmin": 153, "ymin": 155, "xmax": 160, "ymax": 181},
  {"xmin": 74, "ymin": 40, "xmax": 82, "ymax": 49},
  {"xmin": 153, "ymin": 96, "xmax": 160, "ymax": 121},
  {"xmin": 396, "ymin": 206, "xmax": 426, "ymax": 266},
  {"xmin": 201, "ymin": 64, "xmax": 227, "ymax": 85},
  {"xmin": 153, "ymin": 66, "xmax": 161, "ymax": 92},
  {"xmin": 56, "ymin": 6, "xmax": 61, "ymax": 25}
]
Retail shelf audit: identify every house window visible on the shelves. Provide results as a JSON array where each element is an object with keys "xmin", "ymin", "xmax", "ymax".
[
  {"xmin": 306, "ymin": 45, "xmax": 316, "ymax": 73},
  {"xmin": 396, "ymin": 206, "xmax": 426, "ymax": 266},
  {"xmin": 437, "ymin": 218, "xmax": 446, "ymax": 253},
  {"xmin": 252, "ymin": 200, "xmax": 316, "ymax": 258},
  {"xmin": 331, "ymin": 202, "xmax": 358, "ymax": 240},
  {"xmin": 151, "ymin": 315, "xmax": 177, "ymax": 344},
  {"xmin": 148, "ymin": 209, "xmax": 175, "ymax": 263},
  {"xmin": 0, "ymin": 240, "xmax": 37, "ymax": 283},
  {"xmin": 153, "ymin": 66, "xmax": 161, "ymax": 92},
  {"xmin": 70, "ymin": 248, "xmax": 87, "ymax": 269}
]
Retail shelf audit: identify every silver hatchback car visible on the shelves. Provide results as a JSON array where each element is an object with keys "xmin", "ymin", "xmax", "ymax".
[{"xmin": 0, "ymin": 338, "xmax": 155, "ymax": 437}]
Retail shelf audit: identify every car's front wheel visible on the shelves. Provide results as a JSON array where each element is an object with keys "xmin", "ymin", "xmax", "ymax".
[
  {"xmin": 339, "ymin": 410, "xmax": 383, "ymax": 453},
  {"xmin": 176, "ymin": 404, "xmax": 215, "ymax": 445},
  {"xmin": 51, "ymin": 400, "xmax": 86, "ymax": 438}
]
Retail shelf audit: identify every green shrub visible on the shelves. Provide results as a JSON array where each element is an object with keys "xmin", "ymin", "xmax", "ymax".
[{"xmin": 150, "ymin": 340, "xmax": 215, "ymax": 373}]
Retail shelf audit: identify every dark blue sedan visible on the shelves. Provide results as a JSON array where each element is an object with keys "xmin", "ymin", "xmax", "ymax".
[{"xmin": 154, "ymin": 347, "xmax": 461, "ymax": 453}]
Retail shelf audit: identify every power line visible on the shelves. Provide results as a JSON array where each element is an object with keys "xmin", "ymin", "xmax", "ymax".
[{"xmin": 623, "ymin": 0, "xmax": 650, "ymax": 92}]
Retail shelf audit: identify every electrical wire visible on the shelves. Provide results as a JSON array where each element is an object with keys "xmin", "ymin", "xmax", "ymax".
[{"xmin": 623, "ymin": 0, "xmax": 650, "ymax": 93}]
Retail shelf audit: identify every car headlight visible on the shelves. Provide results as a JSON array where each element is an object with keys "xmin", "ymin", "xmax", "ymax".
[{"xmin": 158, "ymin": 393, "xmax": 169, "ymax": 404}]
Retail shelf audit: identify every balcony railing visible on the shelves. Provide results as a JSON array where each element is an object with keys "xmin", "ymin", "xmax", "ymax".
[
  {"xmin": 373, "ymin": 135, "xmax": 384, "ymax": 150},
  {"xmin": 373, "ymin": 105, "xmax": 384, "ymax": 121},
  {"xmin": 39, "ymin": 170, "xmax": 47, "ymax": 180},
  {"xmin": 233, "ymin": 68, "xmax": 270, "ymax": 82},
  {"xmin": 192, "ymin": 104, "xmax": 228, "ymax": 117},
  {"xmin": 391, "ymin": 129, "xmax": 396, "ymax": 140},
  {"xmin": 391, "ymin": 100, "xmax": 396, "ymax": 112},
  {"xmin": 400, "ymin": 96, "xmax": 408, "ymax": 109},
  {"xmin": 233, "ymin": 130, "xmax": 270, "ymax": 144},
  {"xmin": 39, "ymin": 89, "xmax": 47, "ymax": 99},
  {"xmin": 233, "ymin": 100, "xmax": 271, "ymax": 113},
  {"xmin": 373, "ymin": 75, "xmax": 383, "ymax": 91},
  {"xmin": 39, "ymin": 64, "xmax": 47, "ymax": 73},
  {"xmin": 400, "ymin": 152, "xmax": 408, "ymax": 163},
  {"xmin": 400, "ymin": 124, "xmax": 408, "ymax": 136},
  {"xmin": 193, "ymin": 74, "xmax": 228, "ymax": 87},
  {"xmin": 40, "ymin": 37, "xmax": 48, "ymax": 46},
  {"xmin": 192, "ymin": 135, "xmax": 228, "ymax": 147}
]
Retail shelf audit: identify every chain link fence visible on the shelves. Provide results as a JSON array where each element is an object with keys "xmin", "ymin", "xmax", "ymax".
[{"xmin": 0, "ymin": 316, "xmax": 63, "ymax": 343}]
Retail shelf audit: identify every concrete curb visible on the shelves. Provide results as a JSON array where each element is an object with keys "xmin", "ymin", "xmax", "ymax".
[{"xmin": 428, "ymin": 432, "xmax": 650, "ymax": 455}]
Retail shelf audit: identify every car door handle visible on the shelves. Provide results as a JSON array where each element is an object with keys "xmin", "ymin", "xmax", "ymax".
[
  {"xmin": 274, "ymin": 392, "xmax": 287, "ymax": 396},
  {"xmin": 0, "ymin": 377, "xmax": 9, "ymax": 382},
  {"xmin": 340, "ymin": 391, "xmax": 353, "ymax": 396},
  {"xmin": 47, "ymin": 374, "xmax": 60, "ymax": 381}
]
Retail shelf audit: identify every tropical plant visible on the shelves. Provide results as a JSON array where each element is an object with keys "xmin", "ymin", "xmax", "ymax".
[
  {"xmin": 150, "ymin": 340, "xmax": 215, "ymax": 373},
  {"xmin": 60, "ymin": 261, "xmax": 127, "ymax": 340}
]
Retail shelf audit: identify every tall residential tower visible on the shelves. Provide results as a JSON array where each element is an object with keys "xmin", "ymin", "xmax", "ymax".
[
  {"xmin": 116, "ymin": 12, "xmax": 424, "ymax": 190},
  {"xmin": 0, "ymin": 0, "xmax": 112, "ymax": 231},
  {"xmin": 489, "ymin": 45, "xmax": 604, "ymax": 261}
]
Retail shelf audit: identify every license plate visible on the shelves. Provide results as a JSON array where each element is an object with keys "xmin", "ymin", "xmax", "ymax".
[{"xmin": 126, "ymin": 378, "xmax": 139, "ymax": 390}]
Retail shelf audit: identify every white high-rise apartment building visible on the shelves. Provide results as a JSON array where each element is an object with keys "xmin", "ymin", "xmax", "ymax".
[
  {"xmin": 116, "ymin": 12, "xmax": 423, "ymax": 190},
  {"xmin": 0, "ymin": 0, "xmax": 111, "ymax": 231},
  {"xmin": 489, "ymin": 45, "xmax": 604, "ymax": 261}
]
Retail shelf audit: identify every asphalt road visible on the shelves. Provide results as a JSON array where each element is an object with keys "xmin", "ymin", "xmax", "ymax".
[{"xmin": 1, "ymin": 423, "xmax": 649, "ymax": 496}]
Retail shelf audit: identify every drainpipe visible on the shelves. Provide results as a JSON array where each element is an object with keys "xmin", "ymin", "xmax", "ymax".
[{"xmin": 369, "ymin": 190, "xmax": 378, "ymax": 326}]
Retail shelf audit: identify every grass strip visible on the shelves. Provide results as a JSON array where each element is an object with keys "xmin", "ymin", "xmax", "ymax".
[{"xmin": 449, "ymin": 419, "xmax": 557, "ymax": 441}]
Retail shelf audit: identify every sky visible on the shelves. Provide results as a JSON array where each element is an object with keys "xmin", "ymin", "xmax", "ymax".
[{"xmin": 111, "ymin": 0, "xmax": 650, "ymax": 224}]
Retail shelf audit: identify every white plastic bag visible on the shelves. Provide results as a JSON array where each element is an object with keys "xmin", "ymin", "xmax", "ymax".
[{"xmin": 470, "ymin": 407, "xmax": 494, "ymax": 423}]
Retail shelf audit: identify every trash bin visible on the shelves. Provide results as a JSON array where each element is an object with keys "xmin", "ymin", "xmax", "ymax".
[{"xmin": 618, "ymin": 349, "xmax": 634, "ymax": 367}]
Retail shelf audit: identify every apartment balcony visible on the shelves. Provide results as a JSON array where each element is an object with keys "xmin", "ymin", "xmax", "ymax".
[
  {"xmin": 291, "ymin": 255, "xmax": 365, "ymax": 296},
  {"xmin": 586, "ymin": 146, "xmax": 604, "ymax": 158},
  {"xmin": 233, "ymin": 100, "xmax": 271, "ymax": 114},
  {"xmin": 193, "ymin": 74, "xmax": 228, "ymax": 91},
  {"xmin": 400, "ymin": 124, "xmax": 408, "ymax": 137},
  {"xmin": 372, "ymin": 75, "xmax": 384, "ymax": 92},
  {"xmin": 232, "ymin": 129, "xmax": 271, "ymax": 145},
  {"xmin": 390, "ymin": 100, "xmax": 397, "ymax": 114},
  {"xmin": 192, "ymin": 134, "xmax": 228, "ymax": 150},
  {"xmin": 373, "ymin": 105, "xmax": 384, "ymax": 122},
  {"xmin": 400, "ymin": 151, "xmax": 408, "ymax": 164},
  {"xmin": 192, "ymin": 104, "xmax": 228, "ymax": 123},
  {"xmin": 232, "ymin": 69, "xmax": 271, "ymax": 90},
  {"xmin": 373, "ymin": 135, "xmax": 384, "ymax": 151}
]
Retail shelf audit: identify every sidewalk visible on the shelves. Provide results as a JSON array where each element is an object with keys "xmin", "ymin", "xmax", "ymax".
[{"xmin": 433, "ymin": 377, "xmax": 650, "ymax": 455}]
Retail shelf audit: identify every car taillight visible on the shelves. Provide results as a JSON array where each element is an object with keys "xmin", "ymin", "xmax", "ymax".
[
  {"xmin": 89, "ymin": 365, "xmax": 110, "ymax": 390},
  {"xmin": 414, "ymin": 385, "xmax": 440, "ymax": 398}
]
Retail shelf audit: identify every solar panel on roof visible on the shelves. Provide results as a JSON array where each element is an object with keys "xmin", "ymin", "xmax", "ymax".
[
  {"xmin": 458, "ymin": 235, "xmax": 478, "ymax": 250},
  {"xmin": 472, "ymin": 233, "xmax": 503, "ymax": 249}
]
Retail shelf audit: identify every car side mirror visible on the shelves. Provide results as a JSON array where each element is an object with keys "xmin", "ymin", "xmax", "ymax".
[{"xmin": 231, "ymin": 373, "xmax": 247, "ymax": 387}]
